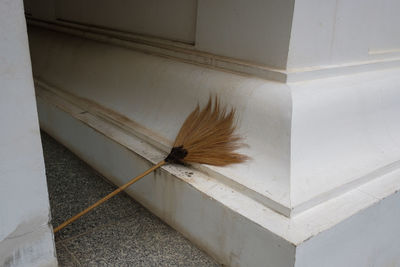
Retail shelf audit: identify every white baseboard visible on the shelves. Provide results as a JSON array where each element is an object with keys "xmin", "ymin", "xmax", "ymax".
[{"xmin": 36, "ymin": 86, "xmax": 400, "ymax": 266}]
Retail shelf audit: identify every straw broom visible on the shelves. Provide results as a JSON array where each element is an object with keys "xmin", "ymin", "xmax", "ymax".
[{"xmin": 53, "ymin": 96, "xmax": 248, "ymax": 233}]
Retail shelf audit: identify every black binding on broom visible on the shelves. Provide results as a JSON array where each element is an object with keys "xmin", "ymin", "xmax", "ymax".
[{"xmin": 165, "ymin": 146, "xmax": 188, "ymax": 164}]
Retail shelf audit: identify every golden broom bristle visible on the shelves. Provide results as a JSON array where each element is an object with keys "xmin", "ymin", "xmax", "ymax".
[
  {"xmin": 54, "ymin": 95, "xmax": 248, "ymax": 233},
  {"xmin": 165, "ymin": 96, "xmax": 248, "ymax": 166}
]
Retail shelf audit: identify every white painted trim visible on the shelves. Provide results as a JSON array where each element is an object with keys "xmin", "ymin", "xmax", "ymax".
[
  {"xmin": 27, "ymin": 18, "xmax": 400, "ymax": 82},
  {"xmin": 36, "ymin": 86, "xmax": 400, "ymax": 248},
  {"xmin": 27, "ymin": 18, "xmax": 287, "ymax": 82},
  {"xmin": 34, "ymin": 78, "xmax": 292, "ymax": 217},
  {"xmin": 36, "ymin": 75, "xmax": 400, "ymax": 220},
  {"xmin": 29, "ymin": 25, "xmax": 400, "ymax": 221},
  {"xmin": 286, "ymin": 57, "xmax": 400, "ymax": 82},
  {"xmin": 369, "ymin": 48, "xmax": 400, "ymax": 56}
]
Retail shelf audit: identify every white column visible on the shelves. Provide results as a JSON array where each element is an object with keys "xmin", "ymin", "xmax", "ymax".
[{"xmin": 0, "ymin": 0, "xmax": 56, "ymax": 266}]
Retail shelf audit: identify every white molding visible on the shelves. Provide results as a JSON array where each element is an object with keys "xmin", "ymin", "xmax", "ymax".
[
  {"xmin": 34, "ymin": 73, "xmax": 400, "ymax": 219},
  {"xmin": 35, "ymin": 81, "xmax": 400, "ymax": 245},
  {"xmin": 34, "ymin": 78, "xmax": 293, "ymax": 217},
  {"xmin": 27, "ymin": 17, "xmax": 400, "ymax": 83},
  {"xmin": 36, "ymin": 86, "xmax": 400, "ymax": 266},
  {"xmin": 369, "ymin": 48, "xmax": 400, "ymax": 56},
  {"xmin": 286, "ymin": 57, "xmax": 400, "ymax": 82},
  {"xmin": 28, "ymin": 25, "xmax": 400, "ymax": 218},
  {"xmin": 27, "ymin": 18, "xmax": 287, "ymax": 82}
]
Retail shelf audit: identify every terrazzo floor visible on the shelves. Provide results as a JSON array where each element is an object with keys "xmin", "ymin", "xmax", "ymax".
[{"xmin": 41, "ymin": 132, "xmax": 219, "ymax": 267}]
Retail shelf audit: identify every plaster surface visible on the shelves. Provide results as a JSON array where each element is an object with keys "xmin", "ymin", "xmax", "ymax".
[
  {"xmin": 295, "ymin": 190, "xmax": 400, "ymax": 267},
  {"xmin": 0, "ymin": 0, "xmax": 56, "ymax": 266},
  {"xmin": 37, "ymin": 96, "xmax": 297, "ymax": 267},
  {"xmin": 290, "ymin": 68, "xmax": 400, "ymax": 210},
  {"xmin": 29, "ymin": 26, "xmax": 293, "ymax": 215},
  {"xmin": 54, "ymin": 0, "xmax": 197, "ymax": 43},
  {"xmin": 36, "ymin": 86, "xmax": 400, "ymax": 266},
  {"xmin": 288, "ymin": 0, "xmax": 400, "ymax": 69},
  {"xmin": 195, "ymin": 0, "xmax": 295, "ymax": 68},
  {"xmin": 35, "ymin": 83, "xmax": 400, "ymax": 245},
  {"xmin": 25, "ymin": 0, "xmax": 295, "ymax": 69},
  {"xmin": 28, "ymin": 26, "xmax": 400, "ymax": 217},
  {"xmin": 25, "ymin": 0, "xmax": 400, "ymax": 82},
  {"xmin": 23, "ymin": 0, "xmax": 400, "ymax": 265}
]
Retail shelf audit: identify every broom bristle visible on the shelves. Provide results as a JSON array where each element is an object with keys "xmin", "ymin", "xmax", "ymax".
[{"xmin": 165, "ymin": 96, "xmax": 248, "ymax": 166}]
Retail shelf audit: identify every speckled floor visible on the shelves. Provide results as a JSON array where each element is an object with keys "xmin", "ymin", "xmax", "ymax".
[{"xmin": 41, "ymin": 132, "xmax": 219, "ymax": 267}]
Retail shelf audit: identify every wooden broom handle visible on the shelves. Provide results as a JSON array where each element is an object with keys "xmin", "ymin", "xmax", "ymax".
[{"xmin": 53, "ymin": 160, "xmax": 166, "ymax": 233}]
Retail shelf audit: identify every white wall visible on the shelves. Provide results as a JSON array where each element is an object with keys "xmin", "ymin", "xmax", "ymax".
[
  {"xmin": 28, "ymin": 26, "xmax": 293, "ymax": 215},
  {"xmin": 25, "ymin": 0, "xmax": 296, "ymax": 69},
  {"xmin": 27, "ymin": 0, "xmax": 400, "ymax": 215},
  {"xmin": 290, "ymin": 68, "xmax": 400, "ymax": 210},
  {"xmin": 288, "ymin": 0, "xmax": 400, "ymax": 69},
  {"xmin": 54, "ymin": 0, "xmax": 198, "ymax": 43},
  {"xmin": 0, "ymin": 0, "xmax": 56, "ymax": 266},
  {"xmin": 195, "ymin": 0, "xmax": 295, "ymax": 68},
  {"xmin": 25, "ymin": 0, "xmax": 400, "ymax": 72},
  {"xmin": 295, "ymin": 191, "xmax": 400, "ymax": 267}
]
